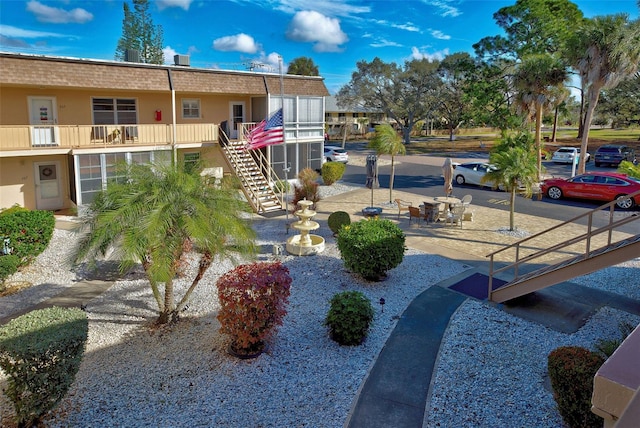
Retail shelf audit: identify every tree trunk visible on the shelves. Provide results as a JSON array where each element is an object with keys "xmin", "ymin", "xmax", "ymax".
[
  {"xmin": 449, "ymin": 125, "xmax": 455, "ymax": 142},
  {"xmin": 578, "ymin": 86, "xmax": 602, "ymax": 174},
  {"xmin": 389, "ymin": 156, "xmax": 395, "ymax": 203},
  {"xmin": 509, "ymin": 188, "xmax": 516, "ymax": 231},
  {"xmin": 551, "ymin": 106, "xmax": 559, "ymax": 142},
  {"xmin": 176, "ymin": 252, "xmax": 213, "ymax": 313},
  {"xmin": 577, "ymin": 87, "xmax": 585, "ymax": 139},
  {"xmin": 402, "ymin": 126, "xmax": 411, "ymax": 145},
  {"xmin": 535, "ymin": 102, "xmax": 543, "ymax": 182},
  {"xmin": 157, "ymin": 279, "xmax": 175, "ymax": 324},
  {"xmin": 143, "ymin": 258, "xmax": 164, "ymax": 312}
]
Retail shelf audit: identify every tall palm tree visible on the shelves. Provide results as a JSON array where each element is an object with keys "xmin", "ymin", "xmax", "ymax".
[
  {"xmin": 483, "ymin": 133, "xmax": 539, "ymax": 231},
  {"xmin": 566, "ymin": 14, "xmax": 640, "ymax": 174},
  {"xmin": 513, "ymin": 54, "xmax": 569, "ymax": 181},
  {"xmin": 73, "ymin": 162, "xmax": 256, "ymax": 324},
  {"xmin": 368, "ymin": 123, "xmax": 406, "ymax": 203}
]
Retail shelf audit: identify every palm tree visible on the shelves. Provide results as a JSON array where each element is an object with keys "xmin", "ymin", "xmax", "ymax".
[
  {"xmin": 73, "ymin": 162, "xmax": 256, "ymax": 324},
  {"xmin": 368, "ymin": 123, "xmax": 406, "ymax": 203},
  {"xmin": 513, "ymin": 54, "xmax": 569, "ymax": 181},
  {"xmin": 566, "ymin": 14, "xmax": 640, "ymax": 174},
  {"xmin": 483, "ymin": 133, "xmax": 539, "ymax": 231}
]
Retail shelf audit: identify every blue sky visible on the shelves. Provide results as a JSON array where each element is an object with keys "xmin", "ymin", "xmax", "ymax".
[{"xmin": 1, "ymin": 0, "xmax": 638, "ymax": 94}]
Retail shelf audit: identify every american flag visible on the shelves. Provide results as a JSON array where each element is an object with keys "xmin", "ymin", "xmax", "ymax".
[{"xmin": 246, "ymin": 108, "xmax": 284, "ymax": 150}]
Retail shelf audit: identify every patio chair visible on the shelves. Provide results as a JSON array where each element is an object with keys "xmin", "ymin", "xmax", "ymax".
[
  {"xmin": 422, "ymin": 202, "xmax": 439, "ymax": 224},
  {"xmin": 408, "ymin": 206, "xmax": 422, "ymax": 225},
  {"xmin": 446, "ymin": 203, "xmax": 465, "ymax": 228},
  {"xmin": 394, "ymin": 199, "xmax": 413, "ymax": 219},
  {"xmin": 461, "ymin": 194, "xmax": 474, "ymax": 222}
]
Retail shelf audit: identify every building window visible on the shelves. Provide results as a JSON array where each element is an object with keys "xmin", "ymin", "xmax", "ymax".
[
  {"xmin": 76, "ymin": 150, "xmax": 169, "ymax": 205},
  {"xmin": 182, "ymin": 99, "xmax": 200, "ymax": 119},
  {"xmin": 183, "ymin": 152, "xmax": 200, "ymax": 173},
  {"xmin": 92, "ymin": 98, "xmax": 137, "ymax": 125}
]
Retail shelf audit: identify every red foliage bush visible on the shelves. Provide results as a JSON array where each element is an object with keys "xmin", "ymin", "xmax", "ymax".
[
  {"xmin": 548, "ymin": 346, "xmax": 605, "ymax": 428},
  {"xmin": 216, "ymin": 261, "xmax": 292, "ymax": 356}
]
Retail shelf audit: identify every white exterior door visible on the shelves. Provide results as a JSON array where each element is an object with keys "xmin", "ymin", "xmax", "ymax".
[
  {"xmin": 28, "ymin": 96, "xmax": 58, "ymax": 146},
  {"xmin": 229, "ymin": 102, "xmax": 245, "ymax": 139},
  {"xmin": 34, "ymin": 161, "xmax": 63, "ymax": 210}
]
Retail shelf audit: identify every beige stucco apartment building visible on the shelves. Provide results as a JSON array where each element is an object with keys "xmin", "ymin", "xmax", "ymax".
[{"xmin": 0, "ymin": 52, "xmax": 329, "ymax": 211}]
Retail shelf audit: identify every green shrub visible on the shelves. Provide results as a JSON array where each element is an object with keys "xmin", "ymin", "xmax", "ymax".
[
  {"xmin": 273, "ymin": 179, "xmax": 291, "ymax": 194},
  {"xmin": 217, "ymin": 261, "xmax": 292, "ymax": 357},
  {"xmin": 327, "ymin": 211, "xmax": 351, "ymax": 235},
  {"xmin": 0, "ymin": 306, "xmax": 89, "ymax": 427},
  {"xmin": 594, "ymin": 321, "xmax": 635, "ymax": 358},
  {"xmin": 0, "ymin": 209, "xmax": 55, "ymax": 263},
  {"xmin": 292, "ymin": 168, "xmax": 321, "ymax": 211},
  {"xmin": 325, "ymin": 291, "xmax": 374, "ymax": 346},
  {"xmin": 321, "ymin": 162, "xmax": 346, "ymax": 185},
  {"xmin": 548, "ymin": 346, "xmax": 605, "ymax": 428},
  {"xmin": 336, "ymin": 218, "xmax": 406, "ymax": 281},
  {"xmin": 0, "ymin": 254, "xmax": 20, "ymax": 283}
]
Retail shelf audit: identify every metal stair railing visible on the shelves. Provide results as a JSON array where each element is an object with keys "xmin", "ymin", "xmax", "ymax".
[
  {"xmin": 218, "ymin": 129, "xmax": 284, "ymax": 213},
  {"xmin": 487, "ymin": 189, "xmax": 640, "ymax": 301},
  {"xmin": 239, "ymin": 123, "xmax": 286, "ymax": 211}
]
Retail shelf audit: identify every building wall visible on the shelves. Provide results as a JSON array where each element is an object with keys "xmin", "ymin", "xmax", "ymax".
[
  {"xmin": 0, "ymin": 86, "xmax": 253, "ymax": 127},
  {"xmin": 0, "ymin": 154, "xmax": 70, "ymax": 210}
]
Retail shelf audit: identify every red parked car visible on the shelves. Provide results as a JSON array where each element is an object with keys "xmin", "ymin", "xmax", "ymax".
[{"xmin": 541, "ymin": 172, "xmax": 640, "ymax": 209}]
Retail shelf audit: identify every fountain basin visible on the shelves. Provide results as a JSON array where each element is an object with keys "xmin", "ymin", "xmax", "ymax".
[{"xmin": 286, "ymin": 234, "xmax": 325, "ymax": 256}]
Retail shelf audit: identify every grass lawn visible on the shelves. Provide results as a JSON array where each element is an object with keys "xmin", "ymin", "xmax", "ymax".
[{"xmin": 403, "ymin": 127, "xmax": 640, "ymax": 156}]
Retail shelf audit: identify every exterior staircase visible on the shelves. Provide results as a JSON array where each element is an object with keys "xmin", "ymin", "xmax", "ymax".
[
  {"xmin": 487, "ymin": 189, "xmax": 640, "ymax": 303},
  {"xmin": 218, "ymin": 131, "xmax": 285, "ymax": 215}
]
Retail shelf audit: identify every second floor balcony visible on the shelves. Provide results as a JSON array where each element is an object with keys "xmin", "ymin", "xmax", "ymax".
[{"xmin": 0, "ymin": 123, "xmax": 219, "ymax": 153}]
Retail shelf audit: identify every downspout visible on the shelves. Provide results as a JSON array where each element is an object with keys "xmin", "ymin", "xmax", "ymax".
[{"xmin": 167, "ymin": 68, "xmax": 177, "ymax": 165}]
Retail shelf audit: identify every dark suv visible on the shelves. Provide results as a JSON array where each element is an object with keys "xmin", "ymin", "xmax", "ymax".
[{"xmin": 594, "ymin": 144, "xmax": 636, "ymax": 167}]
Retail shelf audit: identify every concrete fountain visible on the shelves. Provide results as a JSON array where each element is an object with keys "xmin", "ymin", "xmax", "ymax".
[{"xmin": 286, "ymin": 199, "xmax": 325, "ymax": 256}]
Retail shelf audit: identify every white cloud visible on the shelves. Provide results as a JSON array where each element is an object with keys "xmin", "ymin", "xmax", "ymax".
[
  {"xmin": 163, "ymin": 46, "xmax": 178, "ymax": 64},
  {"xmin": 277, "ymin": 0, "xmax": 370, "ymax": 17},
  {"xmin": 286, "ymin": 10, "xmax": 348, "ymax": 52},
  {"xmin": 26, "ymin": 1, "xmax": 93, "ymax": 24},
  {"xmin": 213, "ymin": 33, "xmax": 260, "ymax": 54},
  {"xmin": 247, "ymin": 52, "xmax": 283, "ymax": 73},
  {"xmin": 409, "ymin": 46, "xmax": 449, "ymax": 61},
  {"xmin": 0, "ymin": 24, "xmax": 68, "ymax": 39},
  {"xmin": 370, "ymin": 39, "xmax": 403, "ymax": 48},
  {"xmin": 430, "ymin": 29, "xmax": 451, "ymax": 40},
  {"xmin": 372, "ymin": 19, "xmax": 421, "ymax": 32},
  {"xmin": 156, "ymin": 0, "xmax": 192, "ymax": 11},
  {"xmin": 423, "ymin": 0, "xmax": 462, "ymax": 18}
]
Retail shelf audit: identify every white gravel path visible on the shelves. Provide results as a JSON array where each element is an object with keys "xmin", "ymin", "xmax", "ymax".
[{"xmin": 1, "ymin": 182, "xmax": 638, "ymax": 427}]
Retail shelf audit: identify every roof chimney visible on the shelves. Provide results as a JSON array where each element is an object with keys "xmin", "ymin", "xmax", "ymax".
[{"xmin": 174, "ymin": 55, "xmax": 190, "ymax": 67}]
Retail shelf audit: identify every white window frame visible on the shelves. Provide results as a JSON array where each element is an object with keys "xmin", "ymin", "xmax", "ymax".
[{"xmin": 182, "ymin": 98, "xmax": 201, "ymax": 119}]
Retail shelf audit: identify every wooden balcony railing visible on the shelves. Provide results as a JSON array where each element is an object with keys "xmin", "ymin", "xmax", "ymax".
[{"xmin": 0, "ymin": 124, "xmax": 218, "ymax": 151}]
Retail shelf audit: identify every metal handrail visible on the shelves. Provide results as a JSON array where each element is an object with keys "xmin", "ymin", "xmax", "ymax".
[
  {"xmin": 219, "ymin": 128, "xmax": 284, "ymax": 213},
  {"xmin": 487, "ymin": 189, "xmax": 640, "ymax": 300}
]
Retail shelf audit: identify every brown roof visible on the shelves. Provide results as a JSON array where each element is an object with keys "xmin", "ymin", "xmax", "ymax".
[{"xmin": 0, "ymin": 53, "xmax": 329, "ymax": 96}]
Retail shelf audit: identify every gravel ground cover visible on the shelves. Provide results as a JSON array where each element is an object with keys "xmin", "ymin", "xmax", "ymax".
[{"xmin": 1, "ymin": 182, "xmax": 638, "ymax": 427}]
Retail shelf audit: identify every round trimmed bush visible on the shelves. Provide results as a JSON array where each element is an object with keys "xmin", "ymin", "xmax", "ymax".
[
  {"xmin": 548, "ymin": 346, "xmax": 605, "ymax": 428},
  {"xmin": 325, "ymin": 291, "xmax": 374, "ymax": 346},
  {"xmin": 336, "ymin": 218, "xmax": 406, "ymax": 281},
  {"xmin": 327, "ymin": 211, "xmax": 351, "ymax": 235},
  {"xmin": 321, "ymin": 161, "xmax": 346, "ymax": 185},
  {"xmin": 0, "ymin": 306, "xmax": 88, "ymax": 427}
]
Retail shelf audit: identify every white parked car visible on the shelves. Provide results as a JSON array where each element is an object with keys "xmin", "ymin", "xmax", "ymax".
[
  {"xmin": 453, "ymin": 162, "xmax": 498, "ymax": 187},
  {"xmin": 551, "ymin": 147, "xmax": 590, "ymax": 164},
  {"xmin": 323, "ymin": 146, "xmax": 349, "ymax": 163}
]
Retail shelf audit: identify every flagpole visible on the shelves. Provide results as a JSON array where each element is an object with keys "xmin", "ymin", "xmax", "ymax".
[{"xmin": 279, "ymin": 55, "xmax": 290, "ymax": 231}]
